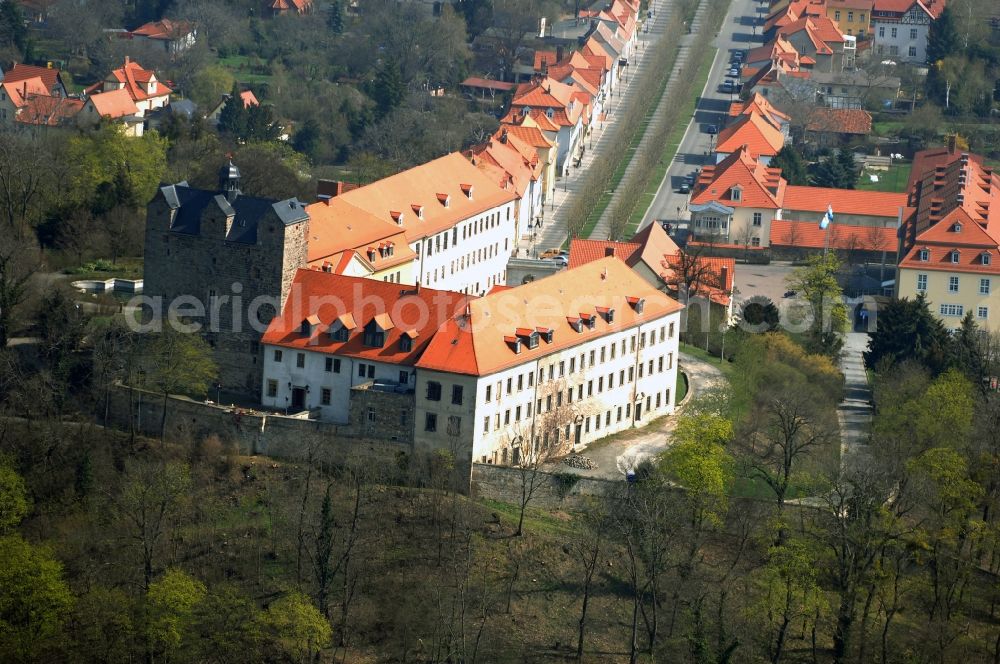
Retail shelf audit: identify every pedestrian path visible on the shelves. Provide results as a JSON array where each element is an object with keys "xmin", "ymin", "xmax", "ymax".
[
  {"xmin": 590, "ymin": 0, "xmax": 711, "ymax": 240},
  {"xmin": 516, "ymin": 0, "xmax": 679, "ymax": 256},
  {"xmin": 838, "ymin": 332, "xmax": 872, "ymax": 472}
]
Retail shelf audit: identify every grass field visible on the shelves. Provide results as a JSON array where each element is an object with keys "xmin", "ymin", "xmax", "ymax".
[
  {"xmin": 857, "ymin": 162, "xmax": 911, "ymax": 193},
  {"xmin": 218, "ymin": 55, "xmax": 273, "ymax": 84}
]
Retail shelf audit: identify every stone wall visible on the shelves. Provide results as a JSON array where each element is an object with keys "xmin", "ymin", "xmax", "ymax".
[
  {"xmin": 505, "ymin": 257, "xmax": 563, "ymax": 286},
  {"xmin": 470, "ymin": 463, "xmax": 620, "ymax": 509}
]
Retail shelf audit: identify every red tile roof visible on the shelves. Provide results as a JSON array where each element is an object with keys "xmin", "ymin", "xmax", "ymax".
[
  {"xmin": 3, "ymin": 63, "xmax": 62, "ymax": 95},
  {"xmin": 899, "ymin": 209, "xmax": 1000, "ymax": 274},
  {"xmin": 783, "ymin": 185, "xmax": 906, "ymax": 218},
  {"xmin": 130, "ymin": 18, "xmax": 195, "ymax": 40},
  {"xmin": 239, "ymin": 90, "xmax": 259, "ymax": 107},
  {"xmin": 16, "ymin": 94, "xmax": 82, "ymax": 126},
  {"xmin": 770, "ymin": 218, "xmax": 897, "ymax": 250},
  {"xmin": 416, "ymin": 257, "xmax": 683, "ymax": 376},
  {"xmin": 262, "ymin": 270, "xmax": 471, "ymax": 365},
  {"xmin": 692, "ymin": 147, "xmax": 786, "ymax": 209},
  {"xmin": 86, "ymin": 88, "xmax": 139, "ymax": 118},
  {"xmin": 568, "ymin": 239, "xmax": 642, "ymax": 268},
  {"xmin": 334, "ymin": 152, "xmax": 518, "ymax": 243},
  {"xmin": 533, "ymin": 50, "xmax": 558, "ymax": 71},
  {"xmin": 805, "ymin": 108, "xmax": 872, "ymax": 135},
  {"xmin": 304, "ymin": 196, "xmax": 416, "ymax": 270},
  {"xmin": 106, "ymin": 58, "xmax": 171, "ymax": 102},
  {"xmin": 873, "ymin": 0, "xmax": 936, "ymax": 17},
  {"xmin": 0, "ymin": 76, "xmax": 47, "ymax": 108},
  {"xmin": 716, "ymin": 111, "xmax": 785, "ymax": 158}
]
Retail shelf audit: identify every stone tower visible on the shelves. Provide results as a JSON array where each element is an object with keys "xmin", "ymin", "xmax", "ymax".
[{"xmin": 143, "ymin": 164, "xmax": 310, "ymax": 395}]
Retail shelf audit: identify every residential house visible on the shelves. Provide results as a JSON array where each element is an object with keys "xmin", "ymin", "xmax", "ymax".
[
  {"xmin": 87, "ymin": 57, "xmax": 171, "ymax": 117},
  {"xmin": 79, "ymin": 88, "xmax": 143, "ymax": 135},
  {"xmin": 269, "ymin": 0, "xmax": 313, "ymax": 16},
  {"xmin": 777, "ymin": 16, "xmax": 849, "ymax": 73},
  {"xmin": 0, "ymin": 76, "xmax": 49, "ymax": 123},
  {"xmin": 763, "ymin": 0, "xmax": 827, "ymax": 38},
  {"xmin": 568, "ymin": 222, "xmax": 737, "ymax": 318},
  {"xmin": 507, "ymin": 77, "xmax": 585, "ymax": 175},
  {"xmin": 689, "ymin": 147, "xmax": 786, "ymax": 247},
  {"xmin": 499, "ymin": 121, "xmax": 558, "ymax": 205},
  {"xmin": 715, "ymin": 110, "xmax": 786, "ymax": 165},
  {"xmin": 207, "ymin": 89, "xmax": 259, "ymax": 125},
  {"xmin": 468, "ymin": 131, "xmax": 544, "ymax": 237},
  {"xmin": 414, "ymin": 257, "xmax": 682, "ymax": 469},
  {"xmin": 803, "ymin": 107, "xmax": 873, "ymax": 145},
  {"xmin": 872, "ymin": 0, "xmax": 945, "ymax": 63},
  {"xmin": 127, "ymin": 19, "xmax": 197, "ymax": 54},
  {"xmin": 728, "ymin": 92, "xmax": 792, "ymax": 139},
  {"xmin": 896, "ymin": 146, "xmax": 1000, "ymax": 328},
  {"xmin": 333, "ymin": 152, "xmax": 519, "ymax": 295},
  {"xmin": 1, "ymin": 63, "xmax": 67, "ymax": 97},
  {"xmin": 826, "ymin": 0, "xmax": 873, "ymax": 38}
]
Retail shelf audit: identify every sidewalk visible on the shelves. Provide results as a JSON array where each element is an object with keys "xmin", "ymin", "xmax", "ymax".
[
  {"xmin": 517, "ymin": 0, "xmax": 679, "ymax": 256},
  {"xmin": 838, "ymin": 332, "xmax": 872, "ymax": 471}
]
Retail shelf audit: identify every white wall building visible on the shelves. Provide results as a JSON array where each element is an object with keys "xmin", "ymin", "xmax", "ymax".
[{"xmin": 872, "ymin": 0, "xmax": 939, "ymax": 63}]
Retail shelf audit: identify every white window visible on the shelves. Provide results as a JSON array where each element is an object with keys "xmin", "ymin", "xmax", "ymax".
[
  {"xmin": 917, "ymin": 274, "xmax": 927, "ymax": 292},
  {"xmin": 909, "ymin": 28, "xmax": 917, "ymax": 39},
  {"xmin": 891, "ymin": 27, "xmax": 897, "ymax": 38},
  {"xmin": 983, "ymin": 253, "xmax": 992, "ymax": 265},
  {"xmin": 752, "ymin": 212, "xmax": 762, "ymax": 226},
  {"xmin": 878, "ymin": 26, "xmax": 885, "ymax": 38},
  {"xmin": 948, "ymin": 276, "xmax": 959, "ymax": 293},
  {"xmin": 951, "ymin": 250, "xmax": 960, "ymax": 264},
  {"xmin": 751, "ymin": 237, "xmax": 761, "ymax": 247},
  {"xmin": 889, "ymin": 45, "xmax": 899, "ymax": 56},
  {"xmin": 979, "ymin": 306, "xmax": 989, "ymax": 320},
  {"xmin": 918, "ymin": 248, "xmax": 929, "ymax": 261},
  {"xmin": 939, "ymin": 304, "xmax": 964, "ymax": 317},
  {"xmin": 982, "ymin": 278, "xmax": 991, "ymax": 295}
]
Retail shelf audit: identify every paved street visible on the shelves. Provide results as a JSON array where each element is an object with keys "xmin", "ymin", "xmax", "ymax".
[{"xmin": 639, "ymin": 0, "xmax": 768, "ymax": 232}]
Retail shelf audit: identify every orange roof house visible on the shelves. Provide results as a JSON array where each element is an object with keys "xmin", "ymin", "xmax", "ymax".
[
  {"xmin": 510, "ymin": 77, "xmax": 583, "ymax": 128},
  {"xmin": 84, "ymin": 88, "xmax": 140, "ymax": 119},
  {"xmin": 728, "ymin": 92, "xmax": 791, "ymax": 134},
  {"xmin": 692, "ymin": 147, "xmax": 786, "ymax": 210},
  {"xmin": 715, "ymin": 111, "xmax": 786, "ymax": 163},
  {"xmin": 128, "ymin": 18, "xmax": 197, "ymax": 53},
  {"xmin": 783, "ymin": 185, "xmax": 906, "ymax": 220},
  {"xmin": 415, "ymin": 257, "xmax": 683, "ymax": 376},
  {"xmin": 0, "ymin": 75, "xmax": 81, "ymax": 127},
  {"xmin": 2, "ymin": 63, "xmax": 66, "ymax": 97},
  {"xmin": 87, "ymin": 57, "xmax": 171, "ymax": 117},
  {"xmin": 804, "ymin": 107, "xmax": 872, "ymax": 137},
  {"xmin": 269, "ymin": 0, "xmax": 313, "ymax": 16}
]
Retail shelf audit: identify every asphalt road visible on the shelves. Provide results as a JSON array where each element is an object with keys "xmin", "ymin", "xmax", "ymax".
[{"xmin": 640, "ymin": 0, "xmax": 769, "ymax": 232}]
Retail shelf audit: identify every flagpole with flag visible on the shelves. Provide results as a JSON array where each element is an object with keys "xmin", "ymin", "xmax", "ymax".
[{"xmin": 821, "ymin": 204, "xmax": 834, "ymax": 256}]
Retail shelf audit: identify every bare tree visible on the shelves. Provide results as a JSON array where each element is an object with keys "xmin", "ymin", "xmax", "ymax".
[
  {"xmin": 490, "ymin": 0, "xmax": 538, "ymax": 81},
  {"xmin": 565, "ymin": 506, "xmax": 606, "ymax": 660},
  {"xmin": 0, "ymin": 235, "xmax": 40, "ymax": 348},
  {"xmin": 0, "ymin": 132, "xmax": 53, "ymax": 236}
]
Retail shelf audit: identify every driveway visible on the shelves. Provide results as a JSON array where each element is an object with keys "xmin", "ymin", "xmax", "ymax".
[{"xmin": 543, "ymin": 352, "xmax": 727, "ymax": 479}]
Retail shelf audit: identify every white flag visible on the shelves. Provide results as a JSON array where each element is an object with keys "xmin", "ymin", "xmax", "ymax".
[{"xmin": 820, "ymin": 204, "xmax": 833, "ymax": 230}]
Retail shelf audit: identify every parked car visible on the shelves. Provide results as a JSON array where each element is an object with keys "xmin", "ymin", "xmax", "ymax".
[
  {"xmin": 728, "ymin": 67, "xmax": 740, "ymax": 77},
  {"xmin": 684, "ymin": 172, "xmax": 697, "ymax": 185},
  {"xmin": 539, "ymin": 248, "xmax": 567, "ymax": 259},
  {"xmin": 721, "ymin": 80, "xmax": 735, "ymax": 93},
  {"xmin": 546, "ymin": 254, "xmax": 569, "ymax": 267},
  {"xmin": 706, "ymin": 124, "xmax": 718, "ymax": 135},
  {"xmin": 678, "ymin": 181, "xmax": 690, "ymax": 193}
]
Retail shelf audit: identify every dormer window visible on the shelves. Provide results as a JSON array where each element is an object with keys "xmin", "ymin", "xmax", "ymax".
[
  {"xmin": 300, "ymin": 314, "xmax": 319, "ymax": 336},
  {"xmin": 332, "ymin": 326, "xmax": 350, "ymax": 342},
  {"xmin": 581, "ymin": 313, "xmax": 596, "ymax": 329},
  {"xmin": 597, "ymin": 306, "xmax": 614, "ymax": 323},
  {"xmin": 411, "ymin": 204, "xmax": 424, "ymax": 219},
  {"xmin": 730, "ymin": 185, "xmax": 743, "ymax": 202},
  {"xmin": 627, "ymin": 296, "xmax": 645, "ymax": 314},
  {"xmin": 952, "ymin": 222, "xmax": 962, "ymax": 232},
  {"xmin": 330, "ymin": 312, "xmax": 356, "ymax": 342},
  {"xmin": 390, "ymin": 210, "xmax": 404, "ymax": 225},
  {"xmin": 505, "ymin": 335, "xmax": 522, "ymax": 354},
  {"xmin": 437, "ymin": 193, "xmax": 450, "ymax": 207},
  {"xmin": 951, "ymin": 250, "xmax": 960, "ymax": 264},
  {"xmin": 546, "ymin": 108, "xmax": 554, "ymax": 119},
  {"xmin": 983, "ymin": 253, "xmax": 992, "ymax": 266},
  {"xmin": 460, "ymin": 183, "xmax": 474, "ymax": 199},
  {"xmin": 363, "ymin": 322, "xmax": 385, "ymax": 348},
  {"xmin": 568, "ymin": 317, "xmax": 584, "ymax": 333},
  {"xmin": 536, "ymin": 327, "xmax": 554, "ymax": 343},
  {"xmin": 399, "ymin": 335, "xmax": 413, "ymax": 352},
  {"xmin": 918, "ymin": 248, "xmax": 929, "ymax": 261}
]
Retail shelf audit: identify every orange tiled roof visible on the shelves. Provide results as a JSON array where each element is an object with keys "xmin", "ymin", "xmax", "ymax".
[
  {"xmin": 805, "ymin": 108, "xmax": 872, "ymax": 135},
  {"xmin": 899, "ymin": 209, "xmax": 1000, "ymax": 275},
  {"xmin": 3, "ymin": 63, "xmax": 61, "ymax": 95},
  {"xmin": 305, "ymin": 196, "xmax": 417, "ymax": 270},
  {"xmin": 468, "ymin": 136, "xmax": 536, "ymax": 197},
  {"xmin": 334, "ymin": 152, "xmax": 518, "ymax": 243},
  {"xmin": 130, "ymin": 18, "xmax": 195, "ymax": 40},
  {"xmin": 16, "ymin": 94, "xmax": 82, "ymax": 126},
  {"xmin": 106, "ymin": 58, "xmax": 171, "ymax": 102},
  {"xmin": 87, "ymin": 88, "xmax": 139, "ymax": 118},
  {"xmin": 568, "ymin": 239, "xmax": 643, "ymax": 268},
  {"xmin": 692, "ymin": 147, "xmax": 786, "ymax": 209},
  {"xmin": 501, "ymin": 124, "xmax": 555, "ymax": 149},
  {"xmin": 873, "ymin": 0, "xmax": 935, "ymax": 17},
  {"xmin": 658, "ymin": 254, "xmax": 736, "ymax": 306},
  {"xmin": 0, "ymin": 76, "xmax": 47, "ymax": 108},
  {"xmin": 783, "ymin": 185, "xmax": 906, "ymax": 218},
  {"xmin": 415, "ymin": 257, "xmax": 683, "ymax": 376},
  {"xmin": 771, "ymin": 218, "xmax": 898, "ymax": 251},
  {"xmin": 262, "ymin": 270, "xmax": 471, "ymax": 366},
  {"xmin": 533, "ymin": 50, "xmax": 558, "ymax": 71},
  {"xmin": 716, "ymin": 111, "xmax": 785, "ymax": 158},
  {"xmin": 239, "ymin": 90, "xmax": 259, "ymax": 108}
]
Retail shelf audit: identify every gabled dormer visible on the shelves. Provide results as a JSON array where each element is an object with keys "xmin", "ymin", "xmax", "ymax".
[
  {"xmin": 300, "ymin": 314, "xmax": 320, "ymax": 337},
  {"xmin": 329, "ymin": 312, "xmax": 356, "ymax": 342},
  {"xmin": 363, "ymin": 313, "xmax": 394, "ymax": 348},
  {"xmin": 626, "ymin": 296, "xmax": 645, "ymax": 314},
  {"xmin": 390, "ymin": 210, "xmax": 404, "ymax": 225},
  {"xmin": 411, "ymin": 204, "xmax": 424, "ymax": 219},
  {"xmin": 730, "ymin": 184, "xmax": 743, "ymax": 203},
  {"xmin": 460, "ymin": 183, "xmax": 474, "ymax": 199},
  {"xmin": 437, "ymin": 193, "xmax": 450, "ymax": 208},
  {"xmin": 515, "ymin": 327, "xmax": 539, "ymax": 349}
]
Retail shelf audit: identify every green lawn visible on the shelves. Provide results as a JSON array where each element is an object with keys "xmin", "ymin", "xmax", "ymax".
[
  {"xmin": 872, "ymin": 120, "xmax": 904, "ymax": 136},
  {"xmin": 856, "ymin": 162, "xmax": 911, "ymax": 193},
  {"xmin": 218, "ymin": 55, "xmax": 273, "ymax": 85},
  {"xmin": 679, "ymin": 342, "xmax": 737, "ymax": 382},
  {"xmin": 676, "ymin": 370, "xmax": 689, "ymax": 402}
]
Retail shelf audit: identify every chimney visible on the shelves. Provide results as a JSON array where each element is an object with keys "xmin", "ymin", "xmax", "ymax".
[
  {"xmin": 604, "ymin": 246, "xmax": 615, "ymax": 257},
  {"xmin": 720, "ymin": 266, "xmax": 729, "ymax": 289},
  {"xmin": 500, "ymin": 128, "xmax": 509, "ymax": 143},
  {"xmin": 317, "ymin": 194, "xmax": 333, "ymax": 205},
  {"xmin": 947, "ymin": 134, "xmax": 957, "ymax": 154},
  {"xmin": 124, "ymin": 55, "xmax": 130, "ymax": 65},
  {"xmin": 557, "ymin": 45, "xmax": 565, "ymax": 62}
]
